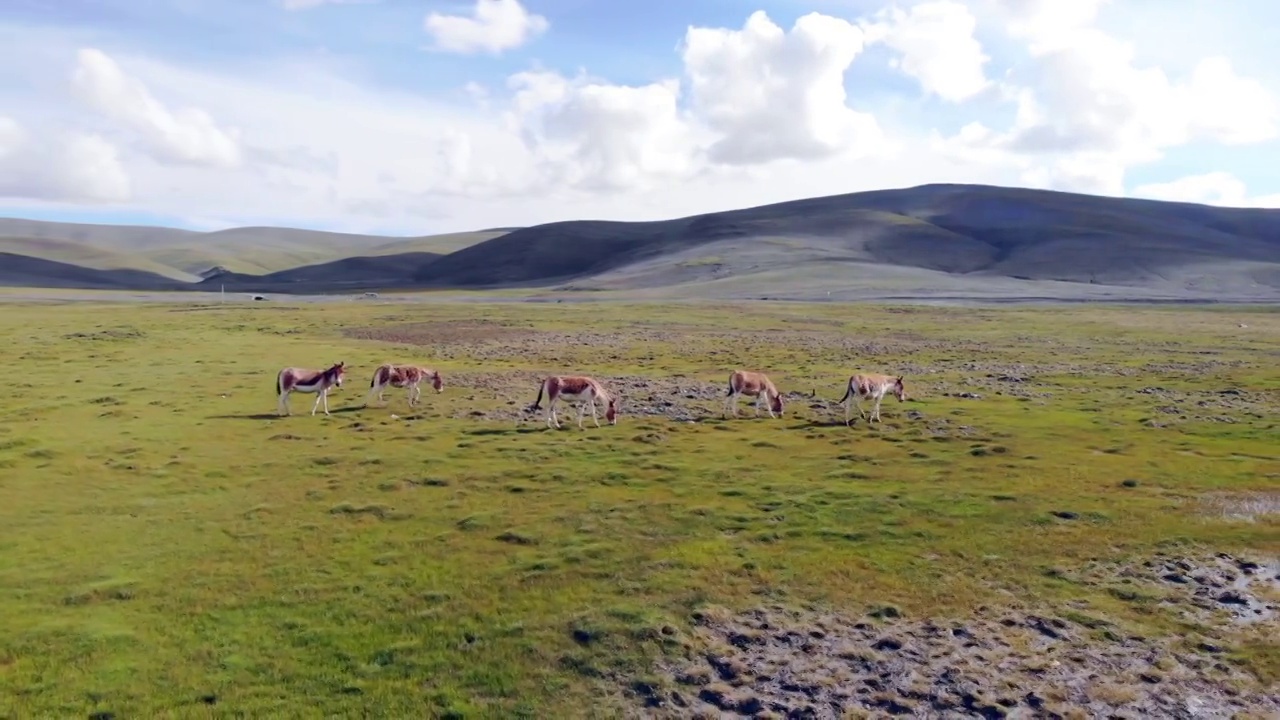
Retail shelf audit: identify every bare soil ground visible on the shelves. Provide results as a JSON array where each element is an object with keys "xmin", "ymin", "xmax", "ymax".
[{"xmin": 629, "ymin": 553, "xmax": 1279, "ymax": 719}]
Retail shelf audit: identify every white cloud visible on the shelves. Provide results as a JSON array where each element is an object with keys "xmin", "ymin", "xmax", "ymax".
[
  {"xmin": 506, "ymin": 71, "xmax": 697, "ymax": 192},
  {"xmin": 1134, "ymin": 172, "xmax": 1280, "ymax": 208},
  {"xmin": 424, "ymin": 0, "xmax": 548, "ymax": 55},
  {"xmin": 681, "ymin": 11, "xmax": 883, "ymax": 165},
  {"xmin": 0, "ymin": 116, "xmax": 131, "ymax": 203},
  {"xmin": 71, "ymin": 48, "xmax": 244, "ymax": 168},
  {"xmin": 0, "ymin": 1, "xmax": 1277, "ymax": 233},
  {"xmin": 865, "ymin": 0, "xmax": 991, "ymax": 102},
  {"xmin": 941, "ymin": 0, "xmax": 1279, "ymax": 195}
]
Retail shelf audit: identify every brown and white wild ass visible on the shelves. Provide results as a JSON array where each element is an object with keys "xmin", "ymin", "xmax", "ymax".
[
  {"xmin": 723, "ymin": 370, "xmax": 785, "ymax": 419},
  {"xmin": 836, "ymin": 373, "xmax": 907, "ymax": 425},
  {"xmin": 365, "ymin": 363, "xmax": 443, "ymax": 408},
  {"xmin": 528, "ymin": 375, "xmax": 617, "ymax": 429},
  {"xmin": 276, "ymin": 361, "xmax": 346, "ymax": 416}
]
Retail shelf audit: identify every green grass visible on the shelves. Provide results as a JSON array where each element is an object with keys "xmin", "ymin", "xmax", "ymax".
[{"xmin": 0, "ymin": 299, "xmax": 1276, "ymax": 718}]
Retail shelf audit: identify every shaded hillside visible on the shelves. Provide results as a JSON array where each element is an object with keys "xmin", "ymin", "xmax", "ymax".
[
  {"xmin": 411, "ymin": 184, "xmax": 1280, "ymax": 292},
  {"xmin": 0, "ymin": 253, "xmax": 182, "ymax": 290},
  {"xmin": 0, "ymin": 236, "xmax": 198, "ymax": 281},
  {"xmin": 197, "ymin": 251, "xmax": 443, "ymax": 292}
]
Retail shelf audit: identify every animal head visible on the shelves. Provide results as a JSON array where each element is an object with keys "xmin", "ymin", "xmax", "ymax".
[
  {"xmin": 771, "ymin": 392, "xmax": 785, "ymax": 415},
  {"xmin": 331, "ymin": 361, "xmax": 346, "ymax": 388},
  {"xmin": 893, "ymin": 375, "xmax": 906, "ymax": 401},
  {"xmin": 606, "ymin": 397, "xmax": 618, "ymax": 425},
  {"xmin": 432, "ymin": 371, "xmax": 444, "ymax": 393}
]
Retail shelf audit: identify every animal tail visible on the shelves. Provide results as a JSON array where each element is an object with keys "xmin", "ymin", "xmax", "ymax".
[
  {"xmin": 370, "ymin": 366, "xmax": 379, "ymax": 388},
  {"xmin": 276, "ymin": 370, "xmax": 283, "ymax": 396},
  {"xmin": 725, "ymin": 375, "xmax": 735, "ymax": 397},
  {"xmin": 531, "ymin": 379, "xmax": 546, "ymax": 410},
  {"xmin": 836, "ymin": 382, "xmax": 852, "ymax": 405}
]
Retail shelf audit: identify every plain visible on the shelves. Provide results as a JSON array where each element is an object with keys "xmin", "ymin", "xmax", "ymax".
[{"xmin": 0, "ymin": 298, "xmax": 1277, "ymax": 718}]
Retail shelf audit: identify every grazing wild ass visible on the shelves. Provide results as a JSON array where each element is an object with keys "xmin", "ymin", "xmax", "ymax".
[
  {"xmin": 276, "ymin": 361, "xmax": 346, "ymax": 416},
  {"xmin": 724, "ymin": 370, "xmax": 785, "ymax": 419},
  {"xmin": 366, "ymin": 363, "xmax": 443, "ymax": 408},
  {"xmin": 529, "ymin": 375, "xmax": 617, "ymax": 429},
  {"xmin": 837, "ymin": 373, "xmax": 906, "ymax": 425}
]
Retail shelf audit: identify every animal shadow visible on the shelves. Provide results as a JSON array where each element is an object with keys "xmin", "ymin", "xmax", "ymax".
[
  {"xmin": 790, "ymin": 419, "xmax": 852, "ymax": 430},
  {"xmin": 463, "ymin": 427, "xmax": 543, "ymax": 437},
  {"xmin": 211, "ymin": 406, "xmax": 363, "ymax": 421}
]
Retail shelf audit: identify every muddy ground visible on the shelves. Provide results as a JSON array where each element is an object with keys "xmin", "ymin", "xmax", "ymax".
[{"xmin": 624, "ymin": 553, "xmax": 1279, "ymax": 719}]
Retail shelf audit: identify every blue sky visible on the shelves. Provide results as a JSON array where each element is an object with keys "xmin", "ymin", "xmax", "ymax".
[{"xmin": 2, "ymin": 0, "xmax": 1279, "ymax": 235}]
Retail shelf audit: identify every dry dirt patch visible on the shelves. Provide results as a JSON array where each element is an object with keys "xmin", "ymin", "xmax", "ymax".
[
  {"xmin": 625, "ymin": 553, "xmax": 1279, "ymax": 719},
  {"xmin": 407, "ymin": 370, "xmax": 816, "ymax": 423}
]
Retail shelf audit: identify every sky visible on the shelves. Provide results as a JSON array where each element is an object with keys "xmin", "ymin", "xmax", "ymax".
[{"xmin": 2, "ymin": 0, "xmax": 1280, "ymax": 236}]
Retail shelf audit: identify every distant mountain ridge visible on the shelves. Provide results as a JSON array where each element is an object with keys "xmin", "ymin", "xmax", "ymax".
[{"xmin": 3, "ymin": 184, "xmax": 1280, "ymax": 302}]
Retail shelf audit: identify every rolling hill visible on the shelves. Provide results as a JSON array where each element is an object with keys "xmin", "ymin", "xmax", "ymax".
[
  {"xmin": 0, "ymin": 236, "xmax": 199, "ymax": 281},
  {"xmin": 0, "ymin": 218, "xmax": 506, "ymax": 278},
  {"xmin": 3, "ymin": 184, "xmax": 1279, "ymax": 301},
  {"xmin": 199, "ymin": 251, "xmax": 444, "ymax": 292},
  {"xmin": 410, "ymin": 184, "xmax": 1280, "ymax": 293},
  {"xmin": 0, "ymin": 253, "xmax": 183, "ymax": 290}
]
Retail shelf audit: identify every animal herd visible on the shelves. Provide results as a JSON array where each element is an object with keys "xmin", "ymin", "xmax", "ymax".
[{"xmin": 275, "ymin": 362, "xmax": 909, "ymax": 429}]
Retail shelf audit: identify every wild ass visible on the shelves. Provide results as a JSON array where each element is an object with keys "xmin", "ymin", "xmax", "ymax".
[
  {"xmin": 365, "ymin": 363, "xmax": 443, "ymax": 408},
  {"xmin": 836, "ymin": 373, "xmax": 906, "ymax": 425},
  {"xmin": 723, "ymin": 370, "xmax": 784, "ymax": 419},
  {"xmin": 276, "ymin": 361, "xmax": 346, "ymax": 416},
  {"xmin": 528, "ymin": 375, "xmax": 617, "ymax": 429}
]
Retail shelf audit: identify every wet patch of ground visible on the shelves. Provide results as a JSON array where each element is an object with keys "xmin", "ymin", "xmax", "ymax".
[{"xmin": 624, "ymin": 553, "xmax": 1279, "ymax": 719}]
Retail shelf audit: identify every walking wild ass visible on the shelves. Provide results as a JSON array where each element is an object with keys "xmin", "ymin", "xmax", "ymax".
[
  {"xmin": 365, "ymin": 363, "xmax": 443, "ymax": 408},
  {"xmin": 723, "ymin": 370, "xmax": 785, "ymax": 419},
  {"xmin": 276, "ymin": 361, "xmax": 346, "ymax": 416},
  {"xmin": 529, "ymin": 375, "xmax": 617, "ymax": 429},
  {"xmin": 836, "ymin": 373, "xmax": 907, "ymax": 425}
]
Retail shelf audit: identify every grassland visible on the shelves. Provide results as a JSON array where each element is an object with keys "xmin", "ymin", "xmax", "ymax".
[{"xmin": 0, "ymin": 298, "xmax": 1276, "ymax": 718}]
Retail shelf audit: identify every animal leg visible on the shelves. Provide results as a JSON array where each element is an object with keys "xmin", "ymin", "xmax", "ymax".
[
  {"xmin": 279, "ymin": 389, "xmax": 290, "ymax": 416},
  {"xmin": 872, "ymin": 396, "xmax": 883, "ymax": 422},
  {"xmin": 753, "ymin": 393, "xmax": 764, "ymax": 418},
  {"xmin": 853, "ymin": 397, "xmax": 866, "ymax": 422},
  {"xmin": 589, "ymin": 398, "xmax": 601, "ymax": 428},
  {"xmin": 576, "ymin": 401, "xmax": 587, "ymax": 429},
  {"xmin": 311, "ymin": 391, "xmax": 324, "ymax": 416},
  {"xmin": 766, "ymin": 393, "xmax": 777, "ymax": 419}
]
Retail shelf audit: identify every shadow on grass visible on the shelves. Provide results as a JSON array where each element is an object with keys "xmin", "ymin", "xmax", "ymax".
[
  {"xmin": 211, "ymin": 406, "xmax": 364, "ymax": 420},
  {"xmin": 790, "ymin": 419, "xmax": 854, "ymax": 430},
  {"xmin": 463, "ymin": 426, "xmax": 546, "ymax": 436}
]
